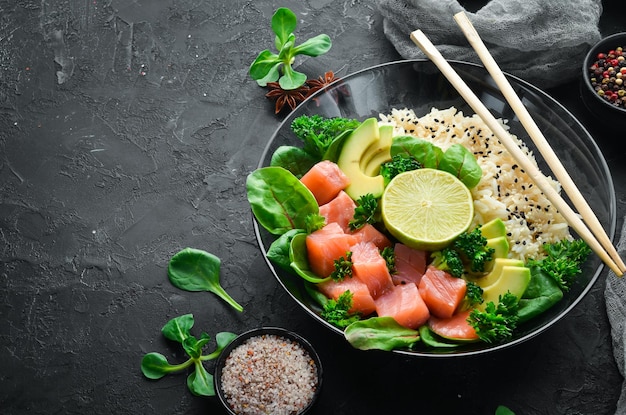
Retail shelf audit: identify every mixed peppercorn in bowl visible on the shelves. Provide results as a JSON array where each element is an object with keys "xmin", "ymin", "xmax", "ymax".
[{"xmin": 582, "ymin": 32, "xmax": 626, "ymax": 121}]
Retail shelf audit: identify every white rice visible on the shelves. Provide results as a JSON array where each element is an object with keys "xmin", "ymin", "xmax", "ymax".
[
  {"xmin": 379, "ymin": 107, "xmax": 572, "ymax": 260},
  {"xmin": 220, "ymin": 334, "xmax": 318, "ymax": 415}
]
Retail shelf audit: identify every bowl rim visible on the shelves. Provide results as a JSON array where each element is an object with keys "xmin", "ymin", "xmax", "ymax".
[
  {"xmin": 253, "ymin": 58, "xmax": 617, "ymax": 357},
  {"xmin": 214, "ymin": 326, "xmax": 323, "ymax": 415},
  {"xmin": 581, "ymin": 32, "xmax": 626, "ymax": 114}
]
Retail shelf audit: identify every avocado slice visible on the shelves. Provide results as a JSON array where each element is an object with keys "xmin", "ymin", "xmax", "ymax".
[
  {"xmin": 336, "ymin": 118, "xmax": 385, "ymax": 200},
  {"xmin": 479, "ymin": 265, "xmax": 531, "ymax": 310},
  {"xmin": 487, "ymin": 236, "xmax": 509, "ymax": 259},
  {"xmin": 480, "ymin": 218, "xmax": 507, "ymax": 239},
  {"xmin": 362, "ymin": 125, "xmax": 393, "ymax": 176},
  {"xmin": 468, "ymin": 257, "xmax": 524, "ymax": 289},
  {"xmin": 480, "ymin": 235, "xmax": 510, "ymax": 273},
  {"xmin": 322, "ymin": 129, "xmax": 354, "ymax": 162}
]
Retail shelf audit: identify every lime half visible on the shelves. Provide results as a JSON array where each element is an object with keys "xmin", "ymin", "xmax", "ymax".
[{"xmin": 381, "ymin": 168, "xmax": 474, "ymax": 251}]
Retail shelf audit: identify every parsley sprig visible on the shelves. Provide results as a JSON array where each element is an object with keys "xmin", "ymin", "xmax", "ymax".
[
  {"xmin": 468, "ymin": 292, "xmax": 519, "ymax": 343},
  {"xmin": 320, "ymin": 290, "xmax": 361, "ymax": 328},
  {"xmin": 349, "ymin": 193, "xmax": 378, "ymax": 231},
  {"xmin": 330, "ymin": 251, "xmax": 353, "ymax": 281},
  {"xmin": 527, "ymin": 239, "xmax": 591, "ymax": 291}
]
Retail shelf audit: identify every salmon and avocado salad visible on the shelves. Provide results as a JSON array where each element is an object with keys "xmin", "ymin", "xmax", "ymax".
[{"xmin": 246, "ymin": 107, "xmax": 592, "ymax": 352}]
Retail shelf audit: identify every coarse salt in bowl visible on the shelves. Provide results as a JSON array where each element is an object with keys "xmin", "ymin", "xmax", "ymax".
[{"xmin": 214, "ymin": 327, "xmax": 323, "ymax": 415}]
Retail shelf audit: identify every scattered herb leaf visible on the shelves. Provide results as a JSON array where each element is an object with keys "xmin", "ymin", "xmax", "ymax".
[
  {"xmin": 168, "ymin": 248, "xmax": 244, "ymax": 312},
  {"xmin": 140, "ymin": 314, "xmax": 237, "ymax": 397},
  {"xmin": 249, "ymin": 7, "xmax": 331, "ymax": 90},
  {"xmin": 495, "ymin": 405, "xmax": 516, "ymax": 415}
]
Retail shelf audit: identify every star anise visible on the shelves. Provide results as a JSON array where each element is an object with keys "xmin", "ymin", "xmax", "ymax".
[
  {"xmin": 265, "ymin": 82, "xmax": 310, "ymax": 114},
  {"xmin": 305, "ymin": 71, "xmax": 340, "ymax": 98}
]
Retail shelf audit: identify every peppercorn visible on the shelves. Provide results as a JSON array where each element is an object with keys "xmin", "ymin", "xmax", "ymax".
[{"xmin": 589, "ymin": 45, "xmax": 626, "ymax": 109}]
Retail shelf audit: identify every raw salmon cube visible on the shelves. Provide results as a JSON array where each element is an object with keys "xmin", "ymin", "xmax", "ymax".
[
  {"xmin": 351, "ymin": 223, "xmax": 392, "ymax": 250},
  {"xmin": 392, "ymin": 243, "xmax": 427, "ymax": 286},
  {"xmin": 351, "ymin": 241, "xmax": 394, "ymax": 299},
  {"xmin": 319, "ymin": 190, "xmax": 356, "ymax": 232},
  {"xmin": 317, "ymin": 277, "xmax": 376, "ymax": 316},
  {"xmin": 375, "ymin": 283, "xmax": 430, "ymax": 329},
  {"xmin": 429, "ymin": 310, "xmax": 479, "ymax": 341},
  {"xmin": 418, "ymin": 265, "xmax": 467, "ymax": 319},
  {"xmin": 306, "ymin": 223, "xmax": 357, "ymax": 278},
  {"xmin": 300, "ymin": 160, "xmax": 350, "ymax": 205}
]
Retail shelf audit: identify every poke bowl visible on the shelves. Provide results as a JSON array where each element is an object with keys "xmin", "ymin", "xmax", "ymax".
[{"xmin": 249, "ymin": 60, "xmax": 617, "ymax": 357}]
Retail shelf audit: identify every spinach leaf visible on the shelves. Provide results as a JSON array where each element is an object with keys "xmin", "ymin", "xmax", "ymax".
[
  {"xmin": 390, "ymin": 135, "xmax": 443, "ymax": 169},
  {"xmin": 267, "ymin": 228, "xmax": 305, "ymax": 271},
  {"xmin": 289, "ymin": 232, "xmax": 331, "ymax": 283},
  {"xmin": 517, "ymin": 265, "xmax": 563, "ymax": 323},
  {"xmin": 439, "ymin": 143, "xmax": 482, "ymax": 188},
  {"xmin": 270, "ymin": 145, "xmax": 318, "ymax": 178},
  {"xmin": 168, "ymin": 248, "xmax": 243, "ymax": 312},
  {"xmin": 418, "ymin": 325, "xmax": 460, "ymax": 348},
  {"xmin": 390, "ymin": 136, "xmax": 482, "ymax": 188},
  {"xmin": 246, "ymin": 166, "xmax": 319, "ymax": 235},
  {"xmin": 344, "ymin": 316, "xmax": 421, "ymax": 351},
  {"xmin": 304, "ymin": 281, "xmax": 330, "ymax": 309}
]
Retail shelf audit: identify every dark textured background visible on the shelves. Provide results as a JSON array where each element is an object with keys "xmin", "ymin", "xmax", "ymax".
[{"xmin": 1, "ymin": 1, "xmax": 624, "ymax": 414}]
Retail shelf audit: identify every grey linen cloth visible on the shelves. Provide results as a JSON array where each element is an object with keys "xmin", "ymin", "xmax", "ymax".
[
  {"xmin": 606, "ymin": 218, "xmax": 626, "ymax": 414},
  {"xmin": 377, "ymin": 0, "xmax": 603, "ymax": 88}
]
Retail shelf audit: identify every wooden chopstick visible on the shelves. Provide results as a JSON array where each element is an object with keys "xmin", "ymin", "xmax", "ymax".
[
  {"xmin": 409, "ymin": 29, "xmax": 624, "ymax": 277},
  {"xmin": 453, "ymin": 11, "xmax": 626, "ymax": 275}
]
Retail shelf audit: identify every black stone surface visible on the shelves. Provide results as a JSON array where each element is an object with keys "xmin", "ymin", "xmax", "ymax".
[{"xmin": 1, "ymin": 1, "xmax": 624, "ymax": 414}]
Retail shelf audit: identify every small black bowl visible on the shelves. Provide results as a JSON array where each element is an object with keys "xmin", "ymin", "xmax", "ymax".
[
  {"xmin": 214, "ymin": 327, "xmax": 323, "ymax": 415},
  {"xmin": 581, "ymin": 32, "xmax": 626, "ymax": 122}
]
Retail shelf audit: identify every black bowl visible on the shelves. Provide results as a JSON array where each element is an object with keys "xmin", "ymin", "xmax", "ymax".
[
  {"xmin": 214, "ymin": 327, "xmax": 323, "ymax": 415},
  {"xmin": 254, "ymin": 59, "xmax": 617, "ymax": 357},
  {"xmin": 581, "ymin": 32, "xmax": 626, "ymax": 121}
]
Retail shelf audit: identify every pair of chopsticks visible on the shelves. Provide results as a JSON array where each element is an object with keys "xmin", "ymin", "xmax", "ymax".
[{"xmin": 410, "ymin": 11, "xmax": 625, "ymax": 277}]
